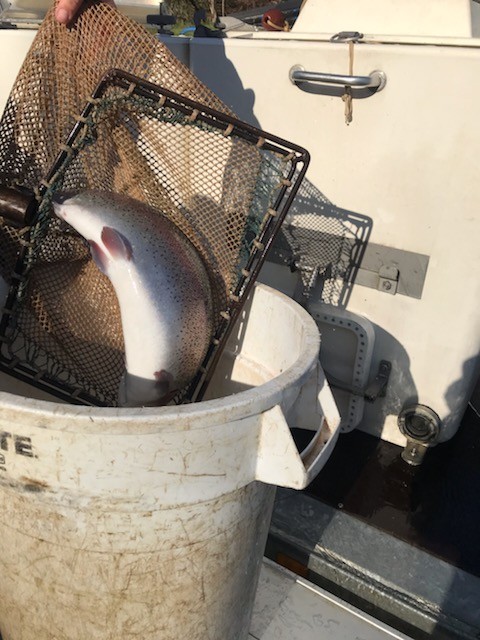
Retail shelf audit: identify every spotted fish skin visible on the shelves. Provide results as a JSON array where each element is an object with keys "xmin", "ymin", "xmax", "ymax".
[{"xmin": 52, "ymin": 190, "xmax": 213, "ymax": 407}]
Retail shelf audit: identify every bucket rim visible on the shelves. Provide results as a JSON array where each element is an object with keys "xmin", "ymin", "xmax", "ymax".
[{"xmin": 0, "ymin": 284, "xmax": 320, "ymax": 434}]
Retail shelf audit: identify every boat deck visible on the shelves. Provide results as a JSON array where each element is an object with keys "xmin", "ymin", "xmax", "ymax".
[
  {"xmin": 250, "ymin": 559, "xmax": 412, "ymax": 639},
  {"xmin": 297, "ymin": 402, "xmax": 480, "ymax": 577},
  {"xmin": 266, "ymin": 396, "xmax": 480, "ymax": 638}
]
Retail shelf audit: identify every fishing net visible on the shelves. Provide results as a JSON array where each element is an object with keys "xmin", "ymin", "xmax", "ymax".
[{"xmin": 0, "ymin": 1, "xmax": 308, "ymax": 406}]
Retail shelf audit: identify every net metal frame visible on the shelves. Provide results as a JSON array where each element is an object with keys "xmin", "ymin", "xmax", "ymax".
[{"xmin": 0, "ymin": 69, "xmax": 309, "ymax": 406}]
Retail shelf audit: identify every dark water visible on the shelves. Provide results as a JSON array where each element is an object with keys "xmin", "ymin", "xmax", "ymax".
[{"xmin": 293, "ymin": 402, "xmax": 480, "ymax": 578}]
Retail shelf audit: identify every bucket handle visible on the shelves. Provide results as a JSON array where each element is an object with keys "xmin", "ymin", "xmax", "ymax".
[{"xmin": 255, "ymin": 364, "xmax": 340, "ymax": 489}]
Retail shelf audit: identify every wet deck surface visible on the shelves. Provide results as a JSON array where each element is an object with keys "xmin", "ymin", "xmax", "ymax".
[{"xmin": 293, "ymin": 400, "xmax": 480, "ymax": 578}]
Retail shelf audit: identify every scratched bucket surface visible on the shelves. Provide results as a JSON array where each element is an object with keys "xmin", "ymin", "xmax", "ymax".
[{"xmin": 0, "ymin": 284, "xmax": 340, "ymax": 640}]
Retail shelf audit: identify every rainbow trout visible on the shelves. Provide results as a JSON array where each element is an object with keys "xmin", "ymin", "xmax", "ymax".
[{"xmin": 52, "ymin": 190, "xmax": 213, "ymax": 407}]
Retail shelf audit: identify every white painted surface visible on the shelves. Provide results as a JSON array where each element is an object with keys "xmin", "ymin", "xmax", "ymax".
[
  {"xmin": 0, "ymin": 29, "xmax": 35, "ymax": 116},
  {"xmin": 250, "ymin": 560, "xmax": 413, "ymax": 640},
  {"xmin": 158, "ymin": 34, "xmax": 190, "ymax": 66},
  {"xmin": 293, "ymin": 0, "xmax": 474, "ymax": 37},
  {"xmin": 189, "ymin": 35, "xmax": 480, "ymax": 444}
]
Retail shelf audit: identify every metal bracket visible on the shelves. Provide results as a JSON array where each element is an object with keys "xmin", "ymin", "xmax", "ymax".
[
  {"xmin": 269, "ymin": 229, "xmax": 429, "ymax": 300},
  {"xmin": 355, "ymin": 243, "xmax": 429, "ymax": 299},
  {"xmin": 364, "ymin": 360, "xmax": 391, "ymax": 402},
  {"xmin": 324, "ymin": 360, "xmax": 391, "ymax": 404},
  {"xmin": 330, "ymin": 31, "xmax": 364, "ymax": 42},
  {"xmin": 378, "ymin": 265, "xmax": 399, "ymax": 295}
]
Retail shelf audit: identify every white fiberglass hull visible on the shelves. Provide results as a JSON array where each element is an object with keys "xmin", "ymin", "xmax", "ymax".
[{"xmin": 187, "ymin": 31, "xmax": 480, "ymax": 445}]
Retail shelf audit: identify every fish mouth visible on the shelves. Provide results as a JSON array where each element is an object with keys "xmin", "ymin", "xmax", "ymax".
[
  {"xmin": 51, "ymin": 190, "xmax": 77, "ymax": 221},
  {"xmin": 51, "ymin": 190, "xmax": 77, "ymax": 205}
]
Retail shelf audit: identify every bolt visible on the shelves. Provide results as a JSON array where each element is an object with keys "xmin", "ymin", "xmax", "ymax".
[
  {"xmin": 382, "ymin": 280, "xmax": 392, "ymax": 291},
  {"xmin": 401, "ymin": 440, "xmax": 428, "ymax": 466}
]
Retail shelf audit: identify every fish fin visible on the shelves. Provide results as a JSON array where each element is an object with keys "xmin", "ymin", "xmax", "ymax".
[
  {"xmin": 89, "ymin": 240, "xmax": 110, "ymax": 274},
  {"xmin": 101, "ymin": 226, "xmax": 133, "ymax": 261},
  {"xmin": 154, "ymin": 369, "xmax": 175, "ymax": 392},
  {"xmin": 154, "ymin": 371, "xmax": 178, "ymax": 405}
]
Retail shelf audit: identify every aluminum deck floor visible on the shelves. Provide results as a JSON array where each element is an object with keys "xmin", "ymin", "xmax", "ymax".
[{"xmin": 250, "ymin": 559, "xmax": 412, "ymax": 640}]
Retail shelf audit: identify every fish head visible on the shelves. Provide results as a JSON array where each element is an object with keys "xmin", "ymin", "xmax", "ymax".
[
  {"xmin": 52, "ymin": 190, "xmax": 134, "ymax": 274},
  {"xmin": 52, "ymin": 190, "xmax": 112, "ymax": 237}
]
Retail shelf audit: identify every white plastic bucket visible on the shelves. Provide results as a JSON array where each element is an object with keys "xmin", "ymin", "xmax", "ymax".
[{"xmin": 0, "ymin": 283, "xmax": 340, "ymax": 640}]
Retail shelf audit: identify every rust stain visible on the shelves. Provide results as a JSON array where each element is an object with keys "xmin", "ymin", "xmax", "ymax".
[{"xmin": 20, "ymin": 477, "xmax": 50, "ymax": 492}]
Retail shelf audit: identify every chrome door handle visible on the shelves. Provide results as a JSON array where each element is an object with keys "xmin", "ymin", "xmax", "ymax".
[{"xmin": 289, "ymin": 65, "xmax": 386, "ymax": 91}]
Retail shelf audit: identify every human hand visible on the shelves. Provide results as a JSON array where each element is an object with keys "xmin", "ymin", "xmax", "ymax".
[{"xmin": 55, "ymin": 0, "xmax": 116, "ymax": 25}]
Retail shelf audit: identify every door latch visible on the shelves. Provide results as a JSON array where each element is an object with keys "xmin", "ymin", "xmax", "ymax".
[
  {"xmin": 364, "ymin": 360, "xmax": 391, "ymax": 402},
  {"xmin": 325, "ymin": 360, "xmax": 391, "ymax": 403}
]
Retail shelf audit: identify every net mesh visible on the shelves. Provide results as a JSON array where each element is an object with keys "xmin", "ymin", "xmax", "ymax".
[{"xmin": 0, "ymin": 1, "xmax": 307, "ymax": 406}]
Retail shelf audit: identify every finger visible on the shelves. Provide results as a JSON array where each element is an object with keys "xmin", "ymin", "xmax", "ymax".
[
  {"xmin": 55, "ymin": 0, "xmax": 116, "ymax": 24},
  {"xmin": 55, "ymin": 0, "xmax": 84, "ymax": 24}
]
